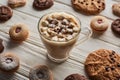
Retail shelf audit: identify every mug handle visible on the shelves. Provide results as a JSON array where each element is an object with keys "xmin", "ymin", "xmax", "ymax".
[{"xmin": 75, "ymin": 27, "xmax": 92, "ymax": 46}]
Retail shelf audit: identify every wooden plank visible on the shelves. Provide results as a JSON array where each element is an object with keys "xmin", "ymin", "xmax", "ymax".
[{"xmin": 0, "ymin": 72, "xmax": 29, "ymax": 80}]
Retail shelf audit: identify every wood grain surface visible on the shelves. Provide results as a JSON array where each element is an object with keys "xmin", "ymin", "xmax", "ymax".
[{"xmin": 0, "ymin": 0, "xmax": 120, "ymax": 80}]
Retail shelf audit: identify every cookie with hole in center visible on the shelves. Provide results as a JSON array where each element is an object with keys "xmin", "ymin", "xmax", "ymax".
[
  {"xmin": 29, "ymin": 65, "xmax": 53, "ymax": 80},
  {"xmin": 90, "ymin": 16, "xmax": 109, "ymax": 33},
  {"xmin": 71, "ymin": 0, "xmax": 105, "ymax": 15},
  {"xmin": 9, "ymin": 23, "xmax": 29, "ymax": 42},
  {"xmin": 85, "ymin": 49, "xmax": 120, "ymax": 80},
  {"xmin": 0, "ymin": 53, "xmax": 20, "ymax": 73}
]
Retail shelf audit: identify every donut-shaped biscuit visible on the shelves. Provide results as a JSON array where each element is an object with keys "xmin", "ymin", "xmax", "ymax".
[
  {"xmin": 9, "ymin": 23, "xmax": 29, "ymax": 42},
  {"xmin": 90, "ymin": 16, "xmax": 109, "ymax": 32},
  {"xmin": 29, "ymin": 65, "xmax": 53, "ymax": 80},
  {"xmin": 0, "ymin": 53, "xmax": 20, "ymax": 72}
]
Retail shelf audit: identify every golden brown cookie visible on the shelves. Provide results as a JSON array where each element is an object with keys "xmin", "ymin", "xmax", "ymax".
[
  {"xmin": 85, "ymin": 49, "xmax": 120, "ymax": 80},
  {"xmin": 0, "ymin": 53, "xmax": 20, "ymax": 73},
  {"xmin": 8, "ymin": 0, "xmax": 26, "ymax": 8},
  {"xmin": 71, "ymin": 0, "xmax": 105, "ymax": 15},
  {"xmin": 90, "ymin": 16, "xmax": 109, "ymax": 33},
  {"xmin": 112, "ymin": 3, "xmax": 120, "ymax": 17},
  {"xmin": 9, "ymin": 23, "xmax": 29, "ymax": 42},
  {"xmin": 29, "ymin": 65, "xmax": 53, "ymax": 80}
]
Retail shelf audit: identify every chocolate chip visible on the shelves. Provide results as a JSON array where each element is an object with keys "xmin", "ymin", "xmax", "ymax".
[
  {"xmin": 111, "ymin": 67, "xmax": 115, "ymax": 70},
  {"xmin": 86, "ymin": 3, "xmax": 88, "ymax": 5},
  {"xmin": 110, "ymin": 57, "xmax": 115, "ymax": 62},
  {"xmin": 91, "ymin": 3, "xmax": 94, "ymax": 5},
  {"xmin": 97, "ymin": 1, "xmax": 100, "ymax": 3},
  {"xmin": 105, "ymin": 66, "xmax": 110, "ymax": 71},
  {"xmin": 117, "ymin": 64, "xmax": 120, "ymax": 67},
  {"xmin": 80, "ymin": 2, "xmax": 83, "ymax": 4},
  {"xmin": 83, "ymin": 0, "xmax": 86, "ymax": 2},
  {"xmin": 112, "ymin": 51, "xmax": 115, "ymax": 55}
]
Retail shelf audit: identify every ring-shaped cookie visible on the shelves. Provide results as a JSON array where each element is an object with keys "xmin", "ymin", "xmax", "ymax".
[
  {"xmin": 29, "ymin": 65, "xmax": 53, "ymax": 80},
  {"xmin": 0, "ymin": 53, "xmax": 20, "ymax": 72},
  {"xmin": 90, "ymin": 16, "xmax": 109, "ymax": 32},
  {"xmin": 9, "ymin": 23, "xmax": 29, "ymax": 42}
]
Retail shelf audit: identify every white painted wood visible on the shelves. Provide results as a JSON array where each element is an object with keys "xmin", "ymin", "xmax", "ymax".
[{"xmin": 0, "ymin": 0, "xmax": 120, "ymax": 80}]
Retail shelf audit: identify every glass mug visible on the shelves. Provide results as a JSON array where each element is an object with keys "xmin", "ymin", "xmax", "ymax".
[{"xmin": 38, "ymin": 11, "xmax": 92, "ymax": 63}]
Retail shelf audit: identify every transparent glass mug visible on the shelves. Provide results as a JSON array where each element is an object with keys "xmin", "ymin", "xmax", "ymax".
[{"xmin": 38, "ymin": 11, "xmax": 92, "ymax": 63}]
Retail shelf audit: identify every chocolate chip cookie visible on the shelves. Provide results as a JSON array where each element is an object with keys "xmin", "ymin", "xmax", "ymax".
[
  {"xmin": 33, "ymin": 0, "xmax": 54, "ymax": 10},
  {"xmin": 85, "ymin": 49, "xmax": 120, "ymax": 80},
  {"xmin": 71, "ymin": 0, "xmax": 105, "ymax": 15},
  {"xmin": 8, "ymin": 0, "xmax": 26, "ymax": 8},
  {"xmin": 0, "ymin": 6, "xmax": 13, "ymax": 22},
  {"xmin": 112, "ymin": 3, "xmax": 120, "ymax": 17},
  {"xmin": 64, "ymin": 73, "xmax": 88, "ymax": 80},
  {"xmin": 111, "ymin": 18, "xmax": 120, "ymax": 35}
]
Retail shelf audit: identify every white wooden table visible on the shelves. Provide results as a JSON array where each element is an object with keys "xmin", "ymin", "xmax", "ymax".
[{"xmin": 0, "ymin": 0, "xmax": 120, "ymax": 80}]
